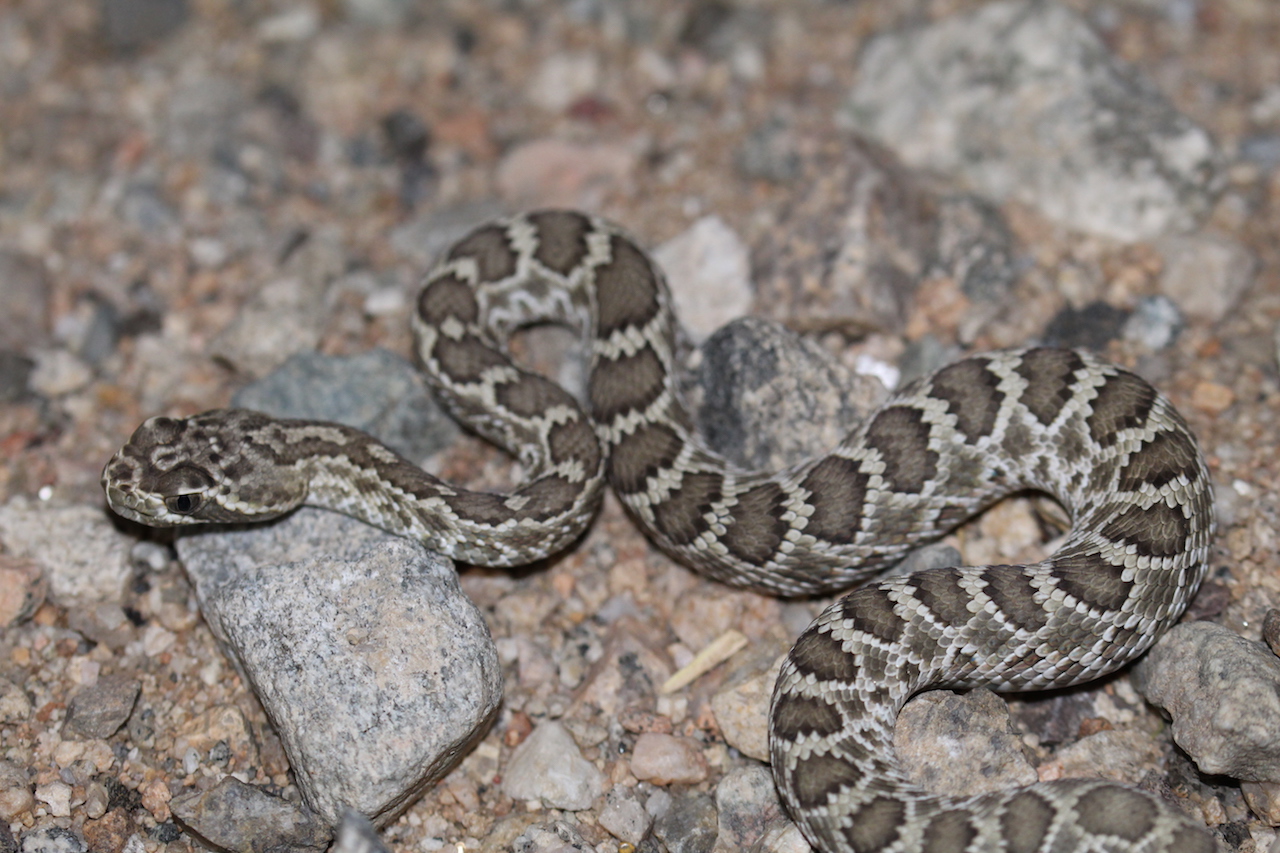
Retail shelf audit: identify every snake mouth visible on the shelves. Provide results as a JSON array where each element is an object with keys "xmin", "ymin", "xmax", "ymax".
[{"xmin": 103, "ymin": 484, "xmax": 171, "ymax": 526}]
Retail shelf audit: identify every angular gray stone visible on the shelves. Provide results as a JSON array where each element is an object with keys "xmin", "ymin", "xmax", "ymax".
[
  {"xmin": 176, "ymin": 510, "xmax": 501, "ymax": 825},
  {"xmin": 710, "ymin": 646, "xmax": 787, "ymax": 763},
  {"xmin": 846, "ymin": 1, "xmax": 1224, "ymax": 241},
  {"xmin": 63, "ymin": 675, "xmax": 139, "ymax": 739},
  {"xmin": 501, "ymin": 721, "xmax": 604, "ymax": 810},
  {"xmin": 170, "ymin": 775, "xmax": 330, "ymax": 853},
  {"xmin": 1133, "ymin": 621, "xmax": 1280, "ymax": 782},
  {"xmin": 653, "ymin": 793, "xmax": 718, "ymax": 853},
  {"xmin": 101, "ymin": 0, "xmax": 189, "ymax": 51},
  {"xmin": 653, "ymin": 216, "xmax": 753, "ymax": 341},
  {"xmin": 895, "ymin": 688, "xmax": 1038, "ymax": 796},
  {"xmin": 695, "ymin": 317, "xmax": 885, "ymax": 472},
  {"xmin": 232, "ymin": 348, "xmax": 458, "ymax": 465},
  {"xmin": 712, "ymin": 766, "xmax": 787, "ymax": 853},
  {"xmin": 331, "ymin": 809, "xmax": 392, "ymax": 853},
  {"xmin": 598, "ymin": 786, "xmax": 652, "ymax": 846}
]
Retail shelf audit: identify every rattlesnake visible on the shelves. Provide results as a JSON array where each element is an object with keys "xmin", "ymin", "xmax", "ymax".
[{"xmin": 103, "ymin": 210, "xmax": 1217, "ymax": 852}]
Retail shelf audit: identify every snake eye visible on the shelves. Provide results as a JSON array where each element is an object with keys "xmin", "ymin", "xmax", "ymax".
[
  {"xmin": 166, "ymin": 494, "xmax": 202, "ymax": 515},
  {"xmin": 155, "ymin": 466, "xmax": 214, "ymax": 517}
]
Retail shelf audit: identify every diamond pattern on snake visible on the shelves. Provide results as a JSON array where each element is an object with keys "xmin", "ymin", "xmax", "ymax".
[{"xmin": 102, "ymin": 210, "xmax": 1217, "ymax": 853}]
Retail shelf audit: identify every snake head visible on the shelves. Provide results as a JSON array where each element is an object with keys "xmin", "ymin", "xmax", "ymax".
[{"xmin": 102, "ymin": 409, "xmax": 308, "ymax": 527}]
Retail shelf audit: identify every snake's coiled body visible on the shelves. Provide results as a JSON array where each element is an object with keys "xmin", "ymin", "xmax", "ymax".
[{"xmin": 103, "ymin": 211, "xmax": 1216, "ymax": 853}]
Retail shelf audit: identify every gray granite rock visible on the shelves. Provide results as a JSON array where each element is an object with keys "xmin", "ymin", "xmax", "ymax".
[
  {"xmin": 653, "ymin": 793, "xmax": 718, "ymax": 853},
  {"xmin": 895, "ymin": 689, "xmax": 1038, "ymax": 797},
  {"xmin": 846, "ymin": 0, "xmax": 1224, "ymax": 241},
  {"xmin": 1134, "ymin": 620, "xmax": 1280, "ymax": 782},
  {"xmin": 0, "ymin": 501, "xmax": 134, "ymax": 606},
  {"xmin": 208, "ymin": 276, "xmax": 329, "ymax": 378},
  {"xmin": 232, "ymin": 348, "xmax": 458, "ymax": 465},
  {"xmin": 752, "ymin": 141, "xmax": 1015, "ymax": 336},
  {"xmin": 176, "ymin": 511, "xmax": 501, "ymax": 825},
  {"xmin": 694, "ymin": 317, "xmax": 886, "ymax": 472},
  {"xmin": 712, "ymin": 765, "xmax": 788, "ymax": 853}
]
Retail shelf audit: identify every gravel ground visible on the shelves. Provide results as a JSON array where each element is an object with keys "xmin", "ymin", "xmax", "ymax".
[{"xmin": 2, "ymin": 1, "xmax": 1280, "ymax": 851}]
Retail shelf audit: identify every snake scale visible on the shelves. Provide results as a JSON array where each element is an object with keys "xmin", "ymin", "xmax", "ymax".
[{"xmin": 104, "ymin": 211, "xmax": 1217, "ymax": 852}]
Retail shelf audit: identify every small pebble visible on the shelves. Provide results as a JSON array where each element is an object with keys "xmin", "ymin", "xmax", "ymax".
[
  {"xmin": 1191, "ymin": 380, "xmax": 1235, "ymax": 415},
  {"xmin": 35, "ymin": 780, "xmax": 73, "ymax": 817},
  {"xmin": 501, "ymin": 721, "xmax": 604, "ymax": 810},
  {"xmin": 598, "ymin": 787, "xmax": 652, "ymax": 846},
  {"xmin": 0, "ymin": 759, "xmax": 34, "ymax": 821},
  {"xmin": 64, "ymin": 674, "xmax": 140, "ymax": 739},
  {"xmin": 0, "ymin": 555, "xmax": 45, "ymax": 627},
  {"xmin": 630, "ymin": 733, "xmax": 708, "ymax": 786}
]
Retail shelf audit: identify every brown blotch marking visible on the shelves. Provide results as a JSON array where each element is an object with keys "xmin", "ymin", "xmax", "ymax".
[
  {"xmin": 528, "ymin": 210, "xmax": 592, "ymax": 275},
  {"xmin": 431, "ymin": 335, "xmax": 508, "ymax": 384},
  {"xmin": 494, "ymin": 375, "xmax": 573, "ymax": 419},
  {"xmin": 770, "ymin": 692, "xmax": 844, "ymax": 741},
  {"xmin": 1000, "ymin": 790, "xmax": 1057, "ymax": 853},
  {"xmin": 1075, "ymin": 785, "xmax": 1157, "ymax": 842},
  {"xmin": 788, "ymin": 627, "xmax": 860, "ymax": 683},
  {"xmin": 1086, "ymin": 370, "xmax": 1158, "ymax": 448},
  {"xmin": 721, "ymin": 482, "xmax": 790, "ymax": 565},
  {"xmin": 911, "ymin": 568, "xmax": 972, "ymax": 626},
  {"xmin": 865, "ymin": 406, "xmax": 938, "ymax": 493},
  {"xmin": 1015, "ymin": 348, "xmax": 1085, "ymax": 425},
  {"xmin": 800, "ymin": 456, "xmax": 870, "ymax": 544},
  {"xmin": 606, "ymin": 422, "xmax": 683, "ymax": 495},
  {"xmin": 921, "ymin": 810, "xmax": 977, "ymax": 853},
  {"xmin": 1052, "ymin": 551, "xmax": 1132, "ymax": 611},
  {"xmin": 418, "ymin": 273, "xmax": 479, "ymax": 326},
  {"xmin": 1119, "ymin": 428, "xmax": 1200, "ymax": 492},
  {"xmin": 838, "ymin": 796, "xmax": 905, "ymax": 853},
  {"xmin": 930, "ymin": 357, "xmax": 1004, "ymax": 443},
  {"xmin": 448, "ymin": 491, "xmax": 517, "ymax": 526},
  {"xmin": 514, "ymin": 475, "xmax": 580, "ymax": 521},
  {"xmin": 588, "ymin": 345, "xmax": 666, "ymax": 424},
  {"xmin": 981, "ymin": 566, "xmax": 1049, "ymax": 631},
  {"xmin": 547, "ymin": 418, "xmax": 600, "ymax": 470},
  {"xmin": 1100, "ymin": 499, "xmax": 1190, "ymax": 558},
  {"xmin": 594, "ymin": 235, "xmax": 662, "ymax": 338},
  {"xmin": 788, "ymin": 753, "xmax": 866, "ymax": 812},
  {"xmin": 650, "ymin": 471, "xmax": 721, "ymax": 546},
  {"xmin": 447, "ymin": 223, "xmax": 518, "ymax": 282},
  {"xmin": 841, "ymin": 585, "xmax": 905, "ymax": 644}
]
